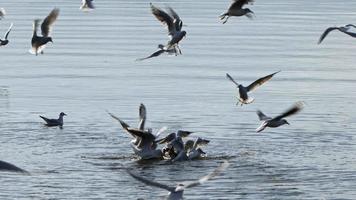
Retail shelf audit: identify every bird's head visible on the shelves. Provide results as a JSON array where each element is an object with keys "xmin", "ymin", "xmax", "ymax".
[
  {"xmin": 59, "ymin": 112, "xmax": 67, "ymax": 117},
  {"xmin": 47, "ymin": 37, "xmax": 53, "ymax": 43},
  {"xmin": 181, "ymin": 31, "xmax": 187, "ymax": 38}
]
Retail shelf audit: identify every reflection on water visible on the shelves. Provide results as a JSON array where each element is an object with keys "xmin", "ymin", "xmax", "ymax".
[{"xmin": 1, "ymin": 0, "xmax": 356, "ymax": 199}]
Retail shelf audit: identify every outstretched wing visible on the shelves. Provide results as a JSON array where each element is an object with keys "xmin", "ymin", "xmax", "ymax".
[
  {"xmin": 4, "ymin": 23, "xmax": 13, "ymax": 39},
  {"xmin": 184, "ymin": 160, "xmax": 230, "ymax": 189},
  {"xmin": 166, "ymin": 6, "xmax": 182, "ymax": 31},
  {"xmin": 107, "ymin": 112, "xmax": 131, "ymax": 130},
  {"xmin": 341, "ymin": 30, "xmax": 356, "ymax": 38},
  {"xmin": 226, "ymin": 73, "xmax": 240, "ymax": 87},
  {"xmin": 150, "ymin": 3, "xmax": 175, "ymax": 36},
  {"xmin": 41, "ymin": 8, "xmax": 59, "ymax": 37},
  {"xmin": 138, "ymin": 103, "xmax": 146, "ymax": 130},
  {"xmin": 33, "ymin": 19, "xmax": 40, "ymax": 37},
  {"xmin": 127, "ymin": 169, "xmax": 176, "ymax": 192},
  {"xmin": 318, "ymin": 27, "xmax": 339, "ymax": 44},
  {"xmin": 155, "ymin": 126, "xmax": 167, "ymax": 138},
  {"xmin": 256, "ymin": 110, "xmax": 271, "ymax": 121},
  {"xmin": 273, "ymin": 101, "xmax": 304, "ymax": 121},
  {"xmin": 246, "ymin": 71, "xmax": 280, "ymax": 92},
  {"xmin": 229, "ymin": 0, "xmax": 254, "ymax": 10},
  {"xmin": 136, "ymin": 49, "xmax": 166, "ymax": 61},
  {"xmin": 156, "ymin": 132, "xmax": 176, "ymax": 144}
]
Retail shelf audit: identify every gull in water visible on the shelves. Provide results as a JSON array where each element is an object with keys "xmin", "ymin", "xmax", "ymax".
[
  {"xmin": 256, "ymin": 101, "xmax": 304, "ymax": 133},
  {"xmin": 150, "ymin": 3, "xmax": 186, "ymax": 56},
  {"xmin": 39, "ymin": 112, "xmax": 67, "ymax": 128},
  {"xmin": 0, "ymin": 160, "xmax": 28, "ymax": 174},
  {"xmin": 30, "ymin": 8, "xmax": 59, "ymax": 55},
  {"xmin": 0, "ymin": 23, "xmax": 13, "ymax": 46},
  {"xmin": 220, "ymin": 0, "xmax": 255, "ymax": 24},
  {"xmin": 318, "ymin": 24, "xmax": 356, "ymax": 44},
  {"xmin": 80, "ymin": 0, "xmax": 95, "ymax": 11},
  {"xmin": 136, "ymin": 44, "xmax": 178, "ymax": 61},
  {"xmin": 127, "ymin": 160, "xmax": 229, "ymax": 200},
  {"xmin": 226, "ymin": 71, "xmax": 280, "ymax": 106},
  {"xmin": 108, "ymin": 104, "xmax": 167, "ymax": 160},
  {"xmin": 185, "ymin": 137, "xmax": 210, "ymax": 160},
  {"xmin": 0, "ymin": 8, "xmax": 6, "ymax": 20}
]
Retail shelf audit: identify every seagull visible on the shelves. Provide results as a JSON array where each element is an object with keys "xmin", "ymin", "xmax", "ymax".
[
  {"xmin": 150, "ymin": 3, "xmax": 186, "ymax": 55},
  {"xmin": 256, "ymin": 101, "xmax": 304, "ymax": 133},
  {"xmin": 0, "ymin": 160, "xmax": 28, "ymax": 174},
  {"xmin": 39, "ymin": 112, "xmax": 66, "ymax": 127},
  {"xmin": 0, "ymin": 23, "xmax": 13, "ymax": 46},
  {"xmin": 0, "ymin": 8, "xmax": 5, "ymax": 20},
  {"xmin": 226, "ymin": 71, "xmax": 280, "ymax": 106},
  {"xmin": 220, "ymin": 0, "xmax": 255, "ymax": 24},
  {"xmin": 186, "ymin": 137, "xmax": 210, "ymax": 160},
  {"xmin": 318, "ymin": 24, "xmax": 356, "ymax": 44},
  {"xmin": 136, "ymin": 44, "xmax": 178, "ymax": 61},
  {"xmin": 30, "ymin": 8, "xmax": 59, "ymax": 55},
  {"xmin": 108, "ymin": 110, "xmax": 167, "ymax": 160},
  {"xmin": 127, "ymin": 160, "xmax": 229, "ymax": 200},
  {"xmin": 80, "ymin": 0, "xmax": 95, "ymax": 11}
]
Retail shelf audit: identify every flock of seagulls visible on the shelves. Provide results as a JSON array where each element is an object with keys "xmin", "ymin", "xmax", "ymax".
[{"xmin": 1, "ymin": 0, "xmax": 355, "ymax": 199}]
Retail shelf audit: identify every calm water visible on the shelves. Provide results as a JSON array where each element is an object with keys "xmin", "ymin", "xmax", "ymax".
[{"xmin": 1, "ymin": 0, "xmax": 356, "ymax": 199}]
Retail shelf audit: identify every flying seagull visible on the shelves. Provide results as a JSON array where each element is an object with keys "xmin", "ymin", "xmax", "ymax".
[
  {"xmin": 0, "ymin": 23, "xmax": 13, "ymax": 46},
  {"xmin": 39, "ymin": 112, "xmax": 67, "ymax": 127},
  {"xmin": 127, "ymin": 160, "xmax": 229, "ymax": 200},
  {"xmin": 226, "ymin": 71, "xmax": 280, "ymax": 106},
  {"xmin": 220, "ymin": 0, "xmax": 255, "ymax": 24},
  {"xmin": 150, "ymin": 3, "xmax": 186, "ymax": 56},
  {"xmin": 318, "ymin": 24, "xmax": 356, "ymax": 44},
  {"xmin": 256, "ymin": 101, "xmax": 304, "ymax": 132},
  {"xmin": 80, "ymin": 0, "xmax": 95, "ymax": 11},
  {"xmin": 30, "ymin": 8, "xmax": 59, "ymax": 55}
]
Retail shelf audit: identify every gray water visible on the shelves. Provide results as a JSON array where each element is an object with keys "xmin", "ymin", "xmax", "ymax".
[{"xmin": 1, "ymin": 0, "xmax": 356, "ymax": 199}]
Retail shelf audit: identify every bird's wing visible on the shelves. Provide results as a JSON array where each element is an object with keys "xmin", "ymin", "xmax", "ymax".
[
  {"xmin": 33, "ymin": 19, "xmax": 40, "ymax": 37},
  {"xmin": 273, "ymin": 101, "xmax": 304, "ymax": 121},
  {"xmin": 166, "ymin": 6, "xmax": 182, "ymax": 31},
  {"xmin": 341, "ymin": 30, "xmax": 356, "ymax": 37},
  {"xmin": 136, "ymin": 49, "xmax": 166, "ymax": 61},
  {"xmin": 177, "ymin": 130, "xmax": 193, "ymax": 138},
  {"xmin": 229, "ymin": 0, "xmax": 254, "ymax": 10},
  {"xmin": 150, "ymin": 3, "xmax": 175, "ymax": 36},
  {"xmin": 107, "ymin": 112, "xmax": 131, "ymax": 130},
  {"xmin": 127, "ymin": 170, "xmax": 176, "ymax": 192},
  {"xmin": 256, "ymin": 110, "xmax": 271, "ymax": 121},
  {"xmin": 86, "ymin": 0, "xmax": 95, "ymax": 9},
  {"xmin": 155, "ymin": 126, "xmax": 167, "ymax": 138},
  {"xmin": 246, "ymin": 71, "xmax": 280, "ymax": 92},
  {"xmin": 39, "ymin": 116, "xmax": 57, "ymax": 124},
  {"xmin": 226, "ymin": 73, "xmax": 240, "ymax": 87},
  {"xmin": 41, "ymin": 8, "xmax": 59, "ymax": 37},
  {"xmin": 318, "ymin": 27, "xmax": 339, "ymax": 44},
  {"xmin": 138, "ymin": 103, "xmax": 146, "ymax": 131},
  {"xmin": 156, "ymin": 132, "xmax": 176, "ymax": 144},
  {"xmin": 4, "ymin": 23, "xmax": 13, "ymax": 39},
  {"xmin": 184, "ymin": 160, "xmax": 230, "ymax": 189}
]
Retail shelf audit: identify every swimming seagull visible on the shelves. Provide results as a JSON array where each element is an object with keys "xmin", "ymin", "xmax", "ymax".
[
  {"xmin": 256, "ymin": 101, "xmax": 304, "ymax": 133},
  {"xmin": 0, "ymin": 160, "xmax": 28, "ymax": 174},
  {"xmin": 150, "ymin": 3, "xmax": 186, "ymax": 55},
  {"xmin": 0, "ymin": 8, "xmax": 5, "ymax": 20},
  {"xmin": 0, "ymin": 23, "xmax": 13, "ymax": 46},
  {"xmin": 108, "ymin": 111, "xmax": 167, "ymax": 160},
  {"xmin": 127, "ymin": 160, "xmax": 229, "ymax": 200},
  {"xmin": 220, "ymin": 0, "xmax": 255, "ymax": 24},
  {"xmin": 226, "ymin": 71, "xmax": 280, "ymax": 106},
  {"xmin": 318, "ymin": 24, "xmax": 356, "ymax": 44},
  {"xmin": 30, "ymin": 8, "xmax": 59, "ymax": 55},
  {"xmin": 80, "ymin": 0, "xmax": 95, "ymax": 11},
  {"xmin": 39, "ymin": 112, "xmax": 66, "ymax": 127}
]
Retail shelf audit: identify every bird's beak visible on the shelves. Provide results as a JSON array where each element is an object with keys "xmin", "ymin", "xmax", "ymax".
[{"xmin": 64, "ymin": 113, "xmax": 67, "ymax": 116}]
